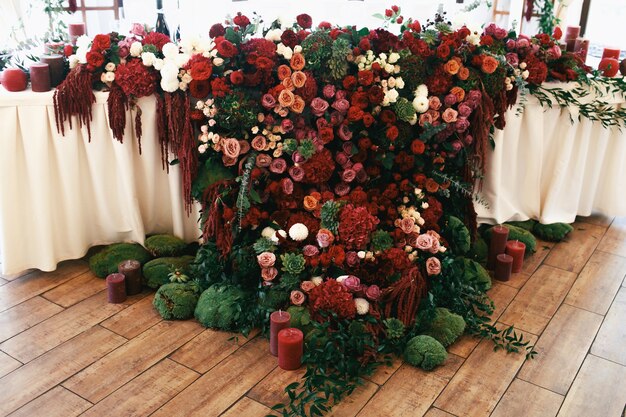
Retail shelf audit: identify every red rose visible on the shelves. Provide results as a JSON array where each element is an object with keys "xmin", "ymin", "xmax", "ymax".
[
  {"xmin": 385, "ymin": 9, "xmax": 393, "ymax": 17},
  {"xmin": 233, "ymin": 13, "xmax": 250, "ymax": 27},
  {"xmin": 318, "ymin": 21, "xmax": 331, "ymax": 29},
  {"xmin": 386, "ymin": 126, "xmax": 399, "ymax": 141},
  {"xmin": 357, "ymin": 70, "xmax": 374, "ymax": 86},
  {"xmin": 216, "ymin": 40, "xmax": 238, "ymax": 58},
  {"xmin": 379, "ymin": 109, "xmax": 396, "ymax": 124},
  {"xmin": 297, "ymin": 13, "xmax": 313, "ymax": 29},
  {"xmin": 553, "ymin": 26, "xmax": 562, "ymax": 40},
  {"xmin": 230, "ymin": 70, "xmax": 244, "ymax": 85},
  {"xmin": 367, "ymin": 86, "xmax": 384, "ymax": 104},
  {"xmin": 91, "ymin": 34, "xmax": 110, "ymax": 52},
  {"xmin": 255, "ymin": 56, "xmax": 274, "ymax": 70},
  {"xmin": 319, "ymin": 127, "xmax": 334, "ymax": 143},
  {"xmin": 396, "ymin": 17, "xmax": 403, "ymax": 24},
  {"xmin": 86, "ymin": 51, "xmax": 104, "ymax": 68},
  {"xmin": 458, "ymin": 27, "xmax": 470, "ymax": 39},
  {"xmin": 409, "ymin": 20, "xmax": 421, "ymax": 33},
  {"xmin": 281, "ymin": 29, "xmax": 299, "ymax": 48},
  {"xmin": 347, "ymin": 106, "xmax": 364, "ymax": 122},
  {"xmin": 480, "ymin": 35, "xmax": 494, "ymax": 46},
  {"xmin": 436, "ymin": 43, "xmax": 451, "ymax": 59},
  {"xmin": 63, "ymin": 44, "xmax": 74, "ymax": 57},
  {"xmin": 342, "ymin": 75, "xmax": 357, "ymax": 91},
  {"xmin": 350, "ymin": 91, "xmax": 369, "ymax": 109},
  {"xmin": 411, "ymin": 139, "xmax": 425, "ymax": 154},
  {"xmin": 362, "ymin": 113, "xmax": 374, "ymax": 128},
  {"xmin": 141, "ymin": 32, "xmax": 171, "ymax": 51},
  {"xmin": 209, "ymin": 23, "xmax": 225, "ymax": 38},
  {"xmin": 190, "ymin": 60, "xmax": 213, "ymax": 81}
]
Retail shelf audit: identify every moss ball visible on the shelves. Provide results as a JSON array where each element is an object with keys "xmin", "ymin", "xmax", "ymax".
[
  {"xmin": 422, "ymin": 308, "xmax": 466, "ymax": 347},
  {"xmin": 506, "ymin": 220, "xmax": 537, "ymax": 231},
  {"xmin": 144, "ymin": 234, "xmax": 188, "ymax": 257},
  {"xmin": 153, "ymin": 283, "xmax": 200, "ymax": 320},
  {"xmin": 532, "ymin": 222, "xmax": 573, "ymax": 242},
  {"xmin": 194, "ymin": 284, "xmax": 251, "ymax": 330},
  {"xmin": 142, "ymin": 256, "xmax": 194, "ymax": 289},
  {"xmin": 404, "ymin": 335, "xmax": 448, "ymax": 371},
  {"xmin": 484, "ymin": 224, "xmax": 537, "ymax": 254},
  {"xmin": 89, "ymin": 243, "xmax": 152, "ymax": 278}
]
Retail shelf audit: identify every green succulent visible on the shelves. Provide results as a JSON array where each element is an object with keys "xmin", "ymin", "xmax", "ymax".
[
  {"xmin": 371, "ymin": 230, "xmax": 394, "ymax": 252},
  {"xmin": 144, "ymin": 234, "xmax": 188, "ymax": 257},
  {"xmin": 168, "ymin": 268, "xmax": 190, "ymax": 283},
  {"xmin": 320, "ymin": 200, "xmax": 341, "ymax": 234},
  {"xmin": 143, "ymin": 256, "xmax": 194, "ymax": 289},
  {"xmin": 297, "ymin": 139, "xmax": 316, "ymax": 160},
  {"xmin": 153, "ymin": 282, "xmax": 201, "ymax": 320},
  {"xmin": 532, "ymin": 222, "xmax": 573, "ymax": 242},
  {"xmin": 280, "ymin": 253, "xmax": 306, "ymax": 275},
  {"xmin": 194, "ymin": 284, "xmax": 253, "ymax": 330},
  {"xmin": 301, "ymin": 30, "xmax": 333, "ymax": 72},
  {"xmin": 282, "ymin": 138, "xmax": 298, "ymax": 154},
  {"xmin": 89, "ymin": 243, "xmax": 152, "ymax": 278},
  {"xmin": 383, "ymin": 318, "xmax": 406, "ymax": 340},
  {"xmin": 421, "ymin": 307, "xmax": 466, "ymax": 347},
  {"xmin": 276, "ymin": 273, "xmax": 302, "ymax": 292},
  {"xmin": 392, "ymin": 97, "xmax": 417, "ymax": 123},
  {"xmin": 404, "ymin": 335, "xmax": 448, "ymax": 371},
  {"xmin": 329, "ymin": 37, "xmax": 350, "ymax": 80},
  {"xmin": 253, "ymin": 237, "xmax": 276, "ymax": 254}
]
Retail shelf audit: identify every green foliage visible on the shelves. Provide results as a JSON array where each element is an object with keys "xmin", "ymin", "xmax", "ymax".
[
  {"xmin": 144, "ymin": 234, "xmax": 187, "ymax": 257},
  {"xmin": 506, "ymin": 219, "xmax": 537, "ymax": 231},
  {"xmin": 329, "ymin": 37, "xmax": 350, "ymax": 81},
  {"xmin": 404, "ymin": 335, "xmax": 447, "ymax": 370},
  {"xmin": 153, "ymin": 282, "xmax": 200, "ymax": 320},
  {"xmin": 236, "ymin": 152, "xmax": 257, "ymax": 232},
  {"xmin": 442, "ymin": 216, "xmax": 471, "ymax": 255},
  {"xmin": 253, "ymin": 237, "xmax": 276, "ymax": 254},
  {"xmin": 320, "ymin": 200, "xmax": 341, "ymax": 233},
  {"xmin": 383, "ymin": 318, "xmax": 406, "ymax": 340},
  {"xmin": 421, "ymin": 307, "xmax": 466, "ymax": 347},
  {"xmin": 143, "ymin": 256, "xmax": 195, "ymax": 289},
  {"xmin": 301, "ymin": 30, "xmax": 333, "ymax": 72},
  {"xmin": 280, "ymin": 253, "xmax": 306, "ymax": 275},
  {"xmin": 258, "ymin": 288, "xmax": 290, "ymax": 311},
  {"xmin": 276, "ymin": 273, "xmax": 302, "ymax": 292},
  {"xmin": 89, "ymin": 243, "xmax": 152, "ymax": 278},
  {"xmin": 192, "ymin": 242, "xmax": 225, "ymax": 289},
  {"xmin": 532, "ymin": 222, "xmax": 573, "ymax": 242},
  {"xmin": 467, "ymin": 237, "xmax": 488, "ymax": 264},
  {"xmin": 228, "ymin": 245, "xmax": 262, "ymax": 288},
  {"xmin": 194, "ymin": 284, "xmax": 254, "ymax": 331},
  {"xmin": 392, "ymin": 97, "xmax": 417, "ymax": 122},
  {"xmin": 371, "ymin": 230, "xmax": 394, "ymax": 252},
  {"xmin": 191, "ymin": 157, "xmax": 234, "ymax": 201},
  {"xmin": 485, "ymin": 224, "xmax": 537, "ymax": 253},
  {"xmin": 536, "ymin": 0, "xmax": 557, "ymax": 35},
  {"xmin": 287, "ymin": 305, "xmax": 313, "ymax": 335},
  {"xmin": 455, "ymin": 257, "xmax": 492, "ymax": 291}
]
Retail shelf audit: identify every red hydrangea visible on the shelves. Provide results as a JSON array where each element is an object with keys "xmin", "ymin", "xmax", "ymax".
[
  {"xmin": 338, "ymin": 204, "xmax": 379, "ymax": 250},
  {"xmin": 308, "ymin": 279, "xmax": 356, "ymax": 321},
  {"xmin": 142, "ymin": 32, "xmax": 171, "ymax": 51},
  {"xmin": 115, "ymin": 59, "xmax": 158, "ymax": 97}
]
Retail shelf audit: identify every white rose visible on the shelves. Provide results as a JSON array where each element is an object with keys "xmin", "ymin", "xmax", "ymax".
[
  {"xmin": 388, "ymin": 52, "xmax": 400, "ymax": 64},
  {"xmin": 162, "ymin": 42, "xmax": 179, "ymax": 58},
  {"xmin": 141, "ymin": 52, "xmax": 156, "ymax": 67},
  {"xmin": 265, "ymin": 28, "xmax": 283, "ymax": 42},
  {"xmin": 412, "ymin": 96, "xmax": 430, "ymax": 113},
  {"xmin": 198, "ymin": 143, "xmax": 208, "ymax": 154},
  {"xmin": 388, "ymin": 77, "xmax": 396, "ymax": 88},
  {"xmin": 100, "ymin": 73, "xmax": 107, "ymax": 83},
  {"xmin": 384, "ymin": 63, "xmax": 395, "ymax": 73},
  {"xmin": 129, "ymin": 41, "xmax": 143, "ymax": 57},
  {"xmin": 522, "ymin": 70, "xmax": 529, "ymax": 79},
  {"xmin": 395, "ymin": 77, "xmax": 405, "ymax": 89},
  {"xmin": 104, "ymin": 71, "xmax": 115, "ymax": 82},
  {"xmin": 212, "ymin": 57, "xmax": 224, "ymax": 67},
  {"xmin": 385, "ymin": 88, "xmax": 399, "ymax": 103},
  {"xmin": 335, "ymin": 275, "xmax": 349, "ymax": 283},
  {"xmin": 466, "ymin": 33, "xmax": 481, "ymax": 46},
  {"xmin": 311, "ymin": 276, "xmax": 323, "ymax": 286},
  {"xmin": 294, "ymin": 45, "xmax": 302, "ymax": 54},
  {"xmin": 104, "ymin": 62, "xmax": 116, "ymax": 72}
]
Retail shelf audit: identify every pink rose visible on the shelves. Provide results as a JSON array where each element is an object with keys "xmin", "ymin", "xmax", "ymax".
[
  {"xmin": 455, "ymin": 118, "xmax": 470, "ymax": 133},
  {"xmin": 343, "ymin": 275, "xmax": 361, "ymax": 292},
  {"xmin": 330, "ymin": 111, "xmax": 344, "ymax": 126},
  {"xmin": 256, "ymin": 154, "xmax": 272, "ymax": 167},
  {"xmin": 346, "ymin": 251, "xmax": 360, "ymax": 267},
  {"xmin": 251, "ymin": 135, "xmax": 267, "ymax": 151},
  {"xmin": 451, "ymin": 140, "xmax": 463, "ymax": 152},
  {"xmin": 310, "ymin": 97, "xmax": 329, "ymax": 117},
  {"xmin": 419, "ymin": 113, "xmax": 434, "ymax": 127},
  {"xmin": 365, "ymin": 285, "xmax": 381, "ymax": 301},
  {"xmin": 356, "ymin": 169, "xmax": 368, "ymax": 183},
  {"xmin": 291, "ymin": 151, "xmax": 305, "ymax": 164},
  {"xmin": 426, "ymin": 257, "xmax": 441, "ymax": 275},
  {"xmin": 400, "ymin": 217, "xmax": 415, "ymax": 234},
  {"xmin": 444, "ymin": 93, "xmax": 457, "ymax": 107},
  {"xmin": 281, "ymin": 178, "xmax": 294, "ymax": 195},
  {"xmin": 516, "ymin": 38, "xmax": 530, "ymax": 49},
  {"xmin": 335, "ymin": 152, "xmax": 349, "ymax": 166},
  {"xmin": 323, "ymin": 84, "xmax": 336, "ymax": 98},
  {"xmin": 222, "ymin": 155, "xmax": 237, "ymax": 166},
  {"xmin": 337, "ymin": 125, "xmax": 353, "ymax": 141},
  {"xmin": 269, "ymin": 158, "xmax": 287, "ymax": 174},
  {"xmin": 335, "ymin": 182, "xmax": 350, "ymax": 196},
  {"xmin": 222, "ymin": 138, "xmax": 241, "ymax": 159},
  {"xmin": 505, "ymin": 52, "xmax": 519, "ymax": 67},
  {"xmin": 428, "ymin": 96, "xmax": 442, "ymax": 110},
  {"xmin": 262, "ymin": 93, "xmax": 277, "ymax": 109},
  {"xmin": 442, "ymin": 108, "xmax": 458, "ymax": 124},
  {"xmin": 494, "ymin": 27, "xmax": 507, "ymax": 40},
  {"xmin": 290, "ymin": 290, "xmax": 306, "ymax": 305},
  {"xmin": 342, "ymin": 169, "xmax": 356, "ymax": 183},
  {"xmin": 261, "ymin": 267, "xmax": 278, "ymax": 281},
  {"xmin": 238, "ymin": 140, "xmax": 250, "ymax": 155},
  {"xmin": 429, "ymin": 238, "xmax": 441, "ymax": 254},
  {"xmin": 303, "ymin": 245, "xmax": 320, "ymax": 256},
  {"xmin": 458, "ymin": 103, "xmax": 472, "ymax": 118},
  {"xmin": 289, "ymin": 165, "xmax": 305, "ymax": 182},
  {"xmin": 416, "ymin": 234, "xmax": 434, "ymax": 251},
  {"xmin": 547, "ymin": 44, "xmax": 562, "ymax": 59},
  {"xmin": 257, "ymin": 252, "xmax": 276, "ymax": 268},
  {"xmin": 331, "ymin": 98, "xmax": 350, "ymax": 113},
  {"xmin": 131, "ymin": 23, "xmax": 147, "ymax": 37},
  {"xmin": 316, "ymin": 228, "xmax": 335, "ymax": 248},
  {"xmin": 426, "ymin": 230, "xmax": 441, "ymax": 240},
  {"xmin": 281, "ymin": 119, "xmax": 294, "ymax": 132},
  {"xmin": 335, "ymin": 90, "xmax": 347, "ymax": 100},
  {"xmin": 300, "ymin": 281, "xmax": 315, "ymax": 292}
]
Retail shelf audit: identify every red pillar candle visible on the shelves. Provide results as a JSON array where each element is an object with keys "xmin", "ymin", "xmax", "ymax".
[
  {"xmin": 505, "ymin": 240, "xmax": 526, "ymax": 273},
  {"xmin": 565, "ymin": 26, "xmax": 580, "ymax": 41},
  {"xmin": 579, "ymin": 39, "xmax": 590, "ymax": 62},
  {"xmin": 29, "ymin": 63, "xmax": 51, "ymax": 92},
  {"xmin": 68, "ymin": 23, "xmax": 86, "ymax": 46},
  {"xmin": 602, "ymin": 48, "xmax": 621, "ymax": 60},
  {"xmin": 487, "ymin": 225, "xmax": 509, "ymax": 270},
  {"xmin": 2, "ymin": 68, "xmax": 27, "ymax": 92},
  {"xmin": 106, "ymin": 273, "xmax": 127, "ymax": 303},
  {"xmin": 40, "ymin": 55, "xmax": 65, "ymax": 87},
  {"xmin": 566, "ymin": 38, "xmax": 578, "ymax": 52},
  {"xmin": 118, "ymin": 259, "xmax": 143, "ymax": 296},
  {"xmin": 278, "ymin": 328, "xmax": 304, "ymax": 370},
  {"xmin": 494, "ymin": 254, "xmax": 513, "ymax": 282},
  {"xmin": 270, "ymin": 310, "xmax": 291, "ymax": 356}
]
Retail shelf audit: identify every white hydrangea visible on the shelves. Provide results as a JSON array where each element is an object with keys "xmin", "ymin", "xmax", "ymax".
[
  {"xmin": 130, "ymin": 41, "xmax": 143, "ymax": 57},
  {"xmin": 153, "ymin": 58, "xmax": 164, "ymax": 71},
  {"xmin": 162, "ymin": 42, "xmax": 180, "ymax": 58},
  {"xmin": 288, "ymin": 223, "xmax": 309, "ymax": 241},
  {"xmin": 180, "ymin": 34, "xmax": 214, "ymax": 54},
  {"xmin": 415, "ymin": 84, "xmax": 428, "ymax": 98},
  {"xmin": 412, "ymin": 96, "xmax": 429, "ymax": 113},
  {"xmin": 354, "ymin": 298, "xmax": 370, "ymax": 315},
  {"xmin": 265, "ymin": 28, "xmax": 283, "ymax": 42}
]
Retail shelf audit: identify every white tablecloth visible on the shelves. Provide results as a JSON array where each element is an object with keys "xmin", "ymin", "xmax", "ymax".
[
  {"xmin": 0, "ymin": 89, "xmax": 200, "ymax": 275},
  {"xmin": 476, "ymin": 84, "xmax": 626, "ymax": 224}
]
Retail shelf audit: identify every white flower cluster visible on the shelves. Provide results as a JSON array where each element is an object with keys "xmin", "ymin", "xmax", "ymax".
[
  {"xmin": 356, "ymin": 50, "xmax": 401, "ymax": 74},
  {"xmin": 179, "ymin": 34, "xmax": 215, "ymax": 55},
  {"xmin": 507, "ymin": 62, "xmax": 529, "ymax": 91},
  {"xmin": 99, "ymin": 62, "xmax": 116, "ymax": 84},
  {"xmin": 197, "ymin": 124, "xmax": 220, "ymax": 154},
  {"xmin": 466, "ymin": 31, "xmax": 481, "ymax": 46},
  {"xmin": 69, "ymin": 35, "xmax": 92, "ymax": 68},
  {"xmin": 261, "ymin": 224, "xmax": 310, "ymax": 244},
  {"xmin": 357, "ymin": 250, "xmax": 376, "ymax": 261},
  {"xmin": 412, "ymin": 84, "xmax": 429, "ymax": 113}
]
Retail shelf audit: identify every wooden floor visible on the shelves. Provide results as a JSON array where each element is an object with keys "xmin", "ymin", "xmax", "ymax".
[{"xmin": 1, "ymin": 214, "xmax": 626, "ymax": 417}]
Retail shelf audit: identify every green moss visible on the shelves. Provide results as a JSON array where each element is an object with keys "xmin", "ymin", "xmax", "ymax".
[
  {"xmin": 404, "ymin": 335, "xmax": 448, "ymax": 370},
  {"xmin": 194, "ymin": 284, "xmax": 253, "ymax": 330},
  {"xmin": 442, "ymin": 216, "xmax": 471, "ymax": 255},
  {"xmin": 89, "ymin": 243, "xmax": 152, "ymax": 278},
  {"xmin": 506, "ymin": 220, "xmax": 537, "ymax": 231},
  {"xmin": 467, "ymin": 237, "xmax": 488, "ymax": 264},
  {"xmin": 422, "ymin": 308, "xmax": 466, "ymax": 347},
  {"xmin": 484, "ymin": 224, "xmax": 537, "ymax": 254},
  {"xmin": 532, "ymin": 222, "xmax": 573, "ymax": 242},
  {"xmin": 142, "ymin": 256, "xmax": 194, "ymax": 289},
  {"xmin": 455, "ymin": 257, "xmax": 492, "ymax": 291},
  {"xmin": 144, "ymin": 234, "xmax": 188, "ymax": 257},
  {"xmin": 153, "ymin": 283, "xmax": 200, "ymax": 320}
]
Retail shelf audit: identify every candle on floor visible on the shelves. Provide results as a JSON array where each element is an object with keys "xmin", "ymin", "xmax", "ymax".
[
  {"xmin": 278, "ymin": 328, "xmax": 304, "ymax": 370},
  {"xmin": 505, "ymin": 240, "xmax": 526, "ymax": 273},
  {"xmin": 269, "ymin": 310, "xmax": 291, "ymax": 356},
  {"xmin": 494, "ymin": 254, "xmax": 513, "ymax": 282},
  {"xmin": 40, "ymin": 55, "xmax": 65, "ymax": 87},
  {"xmin": 68, "ymin": 22, "xmax": 86, "ymax": 45},
  {"xmin": 602, "ymin": 47, "xmax": 621, "ymax": 60},
  {"xmin": 564, "ymin": 25, "xmax": 580, "ymax": 41},
  {"xmin": 29, "ymin": 63, "xmax": 51, "ymax": 92},
  {"xmin": 118, "ymin": 259, "xmax": 143, "ymax": 295},
  {"xmin": 106, "ymin": 273, "xmax": 127, "ymax": 303},
  {"xmin": 2, "ymin": 68, "xmax": 27, "ymax": 92},
  {"xmin": 487, "ymin": 225, "xmax": 509, "ymax": 270}
]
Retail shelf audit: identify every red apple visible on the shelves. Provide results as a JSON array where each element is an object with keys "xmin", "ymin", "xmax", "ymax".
[
  {"xmin": 2, "ymin": 68, "xmax": 27, "ymax": 91},
  {"xmin": 599, "ymin": 58, "xmax": 619, "ymax": 77}
]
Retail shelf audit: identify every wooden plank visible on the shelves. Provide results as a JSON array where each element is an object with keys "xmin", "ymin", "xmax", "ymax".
[
  {"xmin": 0, "ymin": 351, "xmax": 20, "ymax": 378},
  {"xmin": 8, "ymin": 386, "xmax": 92, "ymax": 417},
  {"xmin": 500, "ymin": 272, "xmax": 532, "ymax": 290},
  {"xmin": 100, "ymin": 295, "xmax": 162, "ymax": 339},
  {"xmin": 576, "ymin": 213, "xmax": 614, "ymax": 227},
  {"xmin": 597, "ymin": 217, "xmax": 626, "ymax": 258},
  {"xmin": 247, "ymin": 366, "xmax": 306, "ymax": 407},
  {"xmin": 517, "ymin": 304, "xmax": 603, "ymax": 394},
  {"xmin": 521, "ymin": 239, "xmax": 555, "ymax": 276},
  {"xmin": 42, "ymin": 271, "xmax": 104, "ymax": 307},
  {"xmin": 0, "ymin": 291, "xmax": 134, "ymax": 363},
  {"xmin": 151, "ymin": 337, "xmax": 276, "ymax": 417},
  {"xmin": 0, "ymin": 326, "xmax": 125, "ymax": 416},
  {"xmin": 447, "ymin": 334, "xmax": 481, "ymax": 358},
  {"xmin": 591, "ymin": 288, "xmax": 626, "ymax": 366},
  {"xmin": 327, "ymin": 381, "xmax": 378, "ymax": 417},
  {"xmin": 423, "ymin": 408, "xmax": 456, "ymax": 417},
  {"xmin": 499, "ymin": 265, "xmax": 577, "ymax": 334},
  {"xmin": 557, "ymin": 354, "xmax": 626, "ymax": 417},
  {"xmin": 222, "ymin": 397, "xmax": 275, "ymax": 417},
  {"xmin": 0, "ymin": 296, "xmax": 64, "ymax": 342},
  {"xmin": 543, "ymin": 222, "xmax": 605, "ymax": 273},
  {"xmin": 486, "ymin": 282, "xmax": 519, "ymax": 324},
  {"xmin": 433, "ymin": 331, "xmax": 537, "ymax": 417},
  {"xmin": 364, "ymin": 356, "xmax": 402, "ymax": 385},
  {"xmin": 490, "ymin": 378, "xmax": 563, "ymax": 417},
  {"xmin": 63, "ymin": 320, "xmax": 203, "ymax": 403},
  {"xmin": 0, "ymin": 260, "xmax": 88, "ymax": 312},
  {"xmin": 357, "ymin": 355, "xmax": 463, "ymax": 417},
  {"xmin": 564, "ymin": 250, "xmax": 626, "ymax": 314},
  {"xmin": 0, "ymin": 278, "xmax": 7, "ymax": 286},
  {"xmin": 0, "ymin": 269, "xmax": 35, "ymax": 282},
  {"xmin": 170, "ymin": 328, "xmax": 259, "ymax": 374},
  {"xmin": 81, "ymin": 359, "xmax": 199, "ymax": 417}
]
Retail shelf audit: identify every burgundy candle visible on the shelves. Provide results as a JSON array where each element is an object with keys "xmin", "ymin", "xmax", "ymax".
[
  {"xmin": 29, "ymin": 63, "xmax": 51, "ymax": 92},
  {"xmin": 494, "ymin": 254, "xmax": 513, "ymax": 282},
  {"xmin": 579, "ymin": 39, "xmax": 590, "ymax": 62},
  {"xmin": 620, "ymin": 59, "xmax": 626, "ymax": 77},
  {"xmin": 487, "ymin": 225, "xmax": 509, "ymax": 270},
  {"xmin": 566, "ymin": 38, "xmax": 577, "ymax": 53},
  {"xmin": 505, "ymin": 240, "xmax": 526, "ymax": 273},
  {"xmin": 68, "ymin": 22, "xmax": 86, "ymax": 45},
  {"xmin": 2, "ymin": 68, "xmax": 27, "ymax": 92},
  {"xmin": 106, "ymin": 273, "xmax": 127, "ymax": 303},
  {"xmin": 278, "ymin": 328, "xmax": 304, "ymax": 370},
  {"xmin": 43, "ymin": 41, "xmax": 65, "ymax": 55},
  {"xmin": 565, "ymin": 25, "xmax": 580, "ymax": 41},
  {"xmin": 40, "ymin": 55, "xmax": 65, "ymax": 87},
  {"xmin": 118, "ymin": 259, "xmax": 143, "ymax": 295},
  {"xmin": 602, "ymin": 48, "xmax": 621, "ymax": 60},
  {"xmin": 270, "ymin": 310, "xmax": 291, "ymax": 356}
]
